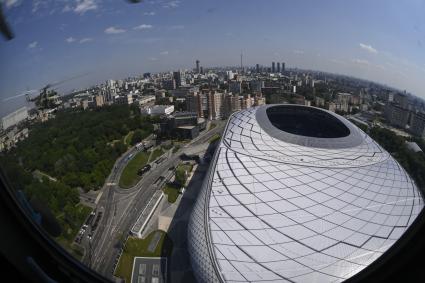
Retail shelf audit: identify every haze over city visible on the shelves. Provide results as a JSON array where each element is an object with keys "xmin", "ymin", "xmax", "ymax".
[{"xmin": 1, "ymin": 0, "xmax": 425, "ymax": 117}]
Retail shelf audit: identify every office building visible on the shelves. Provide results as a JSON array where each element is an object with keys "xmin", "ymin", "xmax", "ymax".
[
  {"xmin": 94, "ymin": 95, "xmax": 104, "ymax": 107},
  {"xmin": 272, "ymin": 61, "xmax": 275, "ymax": 73},
  {"xmin": 196, "ymin": 60, "xmax": 200, "ymax": 74},
  {"xmin": 384, "ymin": 103, "xmax": 410, "ymax": 129},
  {"xmin": 173, "ymin": 71, "xmax": 182, "ymax": 88},
  {"xmin": 277, "ymin": 62, "xmax": 281, "ymax": 73},
  {"xmin": 394, "ymin": 92, "xmax": 409, "ymax": 109},
  {"xmin": 223, "ymin": 93, "xmax": 241, "ymax": 118},
  {"xmin": 282, "ymin": 62, "xmax": 285, "ymax": 72},
  {"xmin": 226, "ymin": 71, "xmax": 234, "ymax": 80},
  {"xmin": 143, "ymin": 72, "xmax": 151, "ymax": 79},
  {"xmin": 114, "ymin": 94, "xmax": 133, "ymax": 105},
  {"xmin": 162, "ymin": 79, "xmax": 176, "ymax": 90},
  {"xmin": 207, "ymin": 91, "xmax": 224, "ymax": 120},
  {"xmin": 188, "ymin": 104, "xmax": 424, "ymax": 282},
  {"xmin": 254, "ymin": 95, "xmax": 266, "ymax": 106},
  {"xmin": 186, "ymin": 92, "xmax": 204, "ymax": 118},
  {"xmin": 240, "ymin": 94, "xmax": 252, "ymax": 110},
  {"xmin": 256, "ymin": 64, "xmax": 260, "ymax": 73},
  {"xmin": 409, "ymin": 112, "xmax": 425, "ymax": 137},
  {"xmin": 229, "ymin": 80, "xmax": 242, "ymax": 94},
  {"xmin": 249, "ymin": 80, "xmax": 264, "ymax": 92}
]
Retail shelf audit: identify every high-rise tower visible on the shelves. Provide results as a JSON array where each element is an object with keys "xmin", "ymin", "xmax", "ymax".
[{"xmin": 196, "ymin": 60, "xmax": 200, "ymax": 74}]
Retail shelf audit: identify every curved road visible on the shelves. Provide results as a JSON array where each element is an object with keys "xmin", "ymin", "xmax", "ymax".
[{"xmin": 81, "ymin": 122, "xmax": 225, "ymax": 279}]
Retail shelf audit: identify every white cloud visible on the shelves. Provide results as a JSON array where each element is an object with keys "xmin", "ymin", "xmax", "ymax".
[
  {"xmin": 79, "ymin": 38, "xmax": 93, "ymax": 43},
  {"xmin": 3, "ymin": 0, "xmax": 20, "ymax": 8},
  {"xmin": 359, "ymin": 43, "xmax": 378, "ymax": 54},
  {"xmin": 74, "ymin": 0, "xmax": 97, "ymax": 14},
  {"xmin": 28, "ymin": 41, "xmax": 38, "ymax": 49},
  {"xmin": 134, "ymin": 24, "xmax": 153, "ymax": 30},
  {"xmin": 160, "ymin": 51, "xmax": 169, "ymax": 55},
  {"xmin": 104, "ymin": 26, "xmax": 126, "ymax": 34},
  {"xmin": 149, "ymin": 57, "xmax": 158, "ymax": 61},
  {"xmin": 144, "ymin": 11, "xmax": 156, "ymax": 16},
  {"xmin": 293, "ymin": 50, "xmax": 304, "ymax": 54},
  {"xmin": 31, "ymin": 0, "xmax": 45, "ymax": 13},
  {"xmin": 163, "ymin": 0, "xmax": 180, "ymax": 8},
  {"xmin": 351, "ymin": 58, "xmax": 370, "ymax": 65},
  {"xmin": 62, "ymin": 5, "xmax": 72, "ymax": 12},
  {"xmin": 66, "ymin": 37, "xmax": 76, "ymax": 43}
]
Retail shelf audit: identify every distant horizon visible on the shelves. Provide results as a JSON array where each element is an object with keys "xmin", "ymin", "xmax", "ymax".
[
  {"xmin": 2, "ymin": 0, "xmax": 425, "ymax": 117},
  {"xmin": 1, "ymin": 62, "xmax": 422, "ymax": 118}
]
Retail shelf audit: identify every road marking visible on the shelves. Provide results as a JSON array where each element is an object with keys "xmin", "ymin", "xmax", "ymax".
[
  {"xmin": 95, "ymin": 191, "xmax": 103, "ymax": 204},
  {"xmin": 106, "ymin": 182, "xmax": 116, "ymax": 186}
]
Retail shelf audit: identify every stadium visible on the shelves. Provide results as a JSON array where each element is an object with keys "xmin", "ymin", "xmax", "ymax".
[{"xmin": 188, "ymin": 104, "xmax": 424, "ymax": 282}]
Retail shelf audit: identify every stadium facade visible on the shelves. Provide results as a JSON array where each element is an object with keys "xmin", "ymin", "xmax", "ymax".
[{"xmin": 188, "ymin": 104, "xmax": 424, "ymax": 282}]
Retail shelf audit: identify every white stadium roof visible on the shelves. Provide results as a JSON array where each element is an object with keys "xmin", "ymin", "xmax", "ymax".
[{"xmin": 188, "ymin": 105, "xmax": 424, "ymax": 283}]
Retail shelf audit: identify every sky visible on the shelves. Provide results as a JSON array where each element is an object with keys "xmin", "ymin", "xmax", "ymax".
[{"xmin": 1, "ymin": 0, "xmax": 425, "ymax": 117}]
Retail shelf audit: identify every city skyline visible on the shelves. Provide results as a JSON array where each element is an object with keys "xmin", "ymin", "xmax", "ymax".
[{"xmin": 1, "ymin": 0, "xmax": 425, "ymax": 117}]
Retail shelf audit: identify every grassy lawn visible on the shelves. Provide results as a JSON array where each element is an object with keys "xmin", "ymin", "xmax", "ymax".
[
  {"xmin": 119, "ymin": 151, "xmax": 150, "ymax": 189},
  {"xmin": 115, "ymin": 230, "xmax": 173, "ymax": 283},
  {"xmin": 149, "ymin": 147, "xmax": 165, "ymax": 162},
  {"xmin": 175, "ymin": 163, "xmax": 193, "ymax": 185},
  {"xmin": 106, "ymin": 139, "xmax": 121, "ymax": 146},
  {"xmin": 176, "ymin": 163, "xmax": 193, "ymax": 175},
  {"xmin": 209, "ymin": 134, "xmax": 221, "ymax": 144},
  {"xmin": 208, "ymin": 122, "xmax": 217, "ymax": 131},
  {"xmin": 172, "ymin": 145, "xmax": 180, "ymax": 153},
  {"xmin": 162, "ymin": 183, "xmax": 181, "ymax": 203},
  {"xmin": 124, "ymin": 131, "xmax": 134, "ymax": 146}
]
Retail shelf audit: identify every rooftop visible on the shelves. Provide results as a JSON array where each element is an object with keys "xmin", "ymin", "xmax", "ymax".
[{"xmin": 189, "ymin": 105, "xmax": 424, "ymax": 283}]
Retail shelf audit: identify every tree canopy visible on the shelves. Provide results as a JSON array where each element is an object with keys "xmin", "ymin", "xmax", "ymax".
[{"xmin": 0, "ymin": 104, "xmax": 155, "ymax": 241}]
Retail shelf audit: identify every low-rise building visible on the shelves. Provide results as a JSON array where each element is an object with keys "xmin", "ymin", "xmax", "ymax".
[
  {"xmin": 138, "ymin": 95, "xmax": 156, "ymax": 106},
  {"xmin": 114, "ymin": 94, "xmax": 133, "ymax": 105},
  {"xmin": 160, "ymin": 112, "xmax": 206, "ymax": 139},
  {"xmin": 141, "ymin": 105, "xmax": 174, "ymax": 116}
]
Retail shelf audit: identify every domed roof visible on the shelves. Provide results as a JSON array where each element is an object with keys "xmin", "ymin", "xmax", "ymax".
[{"xmin": 189, "ymin": 105, "xmax": 424, "ymax": 283}]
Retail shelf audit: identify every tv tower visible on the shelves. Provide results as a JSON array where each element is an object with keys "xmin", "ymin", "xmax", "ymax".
[{"xmin": 240, "ymin": 51, "xmax": 243, "ymax": 73}]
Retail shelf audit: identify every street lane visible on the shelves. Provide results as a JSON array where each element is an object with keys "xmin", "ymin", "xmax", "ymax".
[{"xmin": 82, "ymin": 122, "xmax": 225, "ymax": 278}]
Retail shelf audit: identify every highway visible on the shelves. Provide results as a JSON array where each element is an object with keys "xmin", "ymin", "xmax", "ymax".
[{"xmin": 81, "ymin": 122, "xmax": 225, "ymax": 279}]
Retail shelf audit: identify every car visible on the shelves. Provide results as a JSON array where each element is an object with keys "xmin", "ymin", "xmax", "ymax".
[{"xmin": 137, "ymin": 164, "xmax": 151, "ymax": 176}]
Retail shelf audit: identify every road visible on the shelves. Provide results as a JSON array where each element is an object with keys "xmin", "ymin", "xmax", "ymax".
[{"xmin": 81, "ymin": 122, "xmax": 225, "ymax": 279}]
